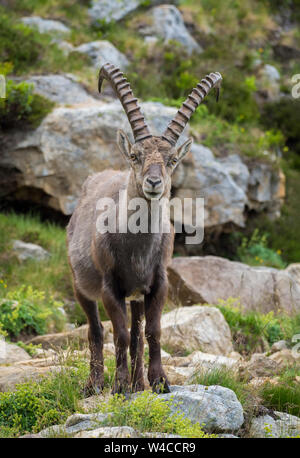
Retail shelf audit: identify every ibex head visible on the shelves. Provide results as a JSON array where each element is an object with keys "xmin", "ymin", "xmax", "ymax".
[{"xmin": 98, "ymin": 63, "xmax": 222, "ymax": 201}]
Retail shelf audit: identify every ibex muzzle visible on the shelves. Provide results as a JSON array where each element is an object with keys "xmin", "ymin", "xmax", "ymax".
[{"xmin": 67, "ymin": 63, "xmax": 222, "ymax": 395}]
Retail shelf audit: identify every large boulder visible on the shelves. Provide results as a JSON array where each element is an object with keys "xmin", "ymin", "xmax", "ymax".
[
  {"xmin": 0, "ymin": 83, "xmax": 284, "ymax": 233},
  {"xmin": 0, "ymin": 341, "xmax": 31, "ymax": 365},
  {"xmin": 0, "ymin": 100, "xmax": 181, "ymax": 215},
  {"xmin": 168, "ymin": 256, "xmax": 300, "ymax": 314},
  {"xmin": 160, "ymin": 305, "xmax": 233, "ymax": 356},
  {"xmin": 23, "ymin": 74, "xmax": 95, "ymax": 105},
  {"xmin": 140, "ymin": 5, "xmax": 202, "ymax": 55},
  {"xmin": 160, "ymin": 384, "xmax": 244, "ymax": 433},
  {"xmin": 75, "ymin": 41, "xmax": 129, "ymax": 70}
]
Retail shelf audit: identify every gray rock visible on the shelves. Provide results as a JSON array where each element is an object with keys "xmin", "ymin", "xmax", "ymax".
[
  {"xmin": 168, "ymin": 256, "xmax": 300, "ymax": 314},
  {"xmin": 160, "ymin": 306, "xmax": 233, "ymax": 356},
  {"xmin": 12, "ymin": 240, "xmax": 50, "ymax": 262},
  {"xmin": 89, "ymin": 0, "xmax": 179, "ymax": 24},
  {"xmin": 217, "ymin": 434, "xmax": 239, "ymax": 438},
  {"xmin": 270, "ymin": 340, "xmax": 288, "ymax": 353},
  {"xmin": 250, "ymin": 412, "xmax": 300, "ymax": 438},
  {"xmin": 262, "ymin": 64, "xmax": 281, "ymax": 83},
  {"xmin": 64, "ymin": 412, "xmax": 111, "ymax": 434},
  {"xmin": 0, "ymin": 100, "xmax": 179, "ymax": 215},
  {"xmin": 142, "ymin": 5, "xmax": 202, "ymax": 55},
  {"xmin": 21, "ymin": 17, "xmax": 71, "ymax": 36},
  {"xmin": 285, "ymin": 263, "xmax": 300, "ymax": 287},
  {"xmin": 24, "ymin": 74, "xmax": 95, "ymax": 105},
  {"xmin": 0, "ymin": 341, "xmax": 31, "ymax": 365},
  {"xmin": 173, "ymin": 145, "xmax": 248, "ymax": 228},
  {"xmin": 218, "ymin": 154, "xmax": 250, "ymax": 193},
  {"xmin": 160, "ymin": 385, "xmax": 244, "ymax": 433},
  {"xmin": 75, "ymin": 40, "xmax": 129, "ymax": 70},
  {"xmin": 74, "ymin": 426, "xmax": 138, "ymax": 438}
]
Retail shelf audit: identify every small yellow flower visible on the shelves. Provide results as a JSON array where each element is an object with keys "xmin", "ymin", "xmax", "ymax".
[
  {"xmin": 277, "ymin": 249, "xmax": 282, "ymax": 255},
  {"xmin": 283, "ymin": 146, "xmax": 289, "ymax": 152},
  {"xmin": 260, "ymin": 259, "xmax": 263, "ymax": 263},
  {"xmin": 241, "ymin": 127, "xmax": 245, "ymax": 133},
  {"xmin": 258, "ymin": 48, "xmax": 264, "ymax": 53}
]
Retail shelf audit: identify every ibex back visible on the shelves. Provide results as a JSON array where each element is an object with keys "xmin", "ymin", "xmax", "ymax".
[{"xmin": 67, "ymin": 63, "xmax": 222, "ymax": 395}]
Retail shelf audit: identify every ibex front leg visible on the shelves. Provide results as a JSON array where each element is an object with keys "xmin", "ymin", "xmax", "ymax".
[
  {"xmin": 102, "ymin": 278, "xmax": 130, "ymax": 394},
  {"xmin": 130, "ymin": 300, "xmax": 145, "ymax": 392},
  {"xmin": 145, "ymin": 273, "xmax": 170, "ymax": 394},
  {"xmin": 75, "ymin": 288, "xmax": 104, "ymax": 396}
]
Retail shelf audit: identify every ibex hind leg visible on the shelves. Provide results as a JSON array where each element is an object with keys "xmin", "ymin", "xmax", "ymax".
[
  {"xmin": 75, "ymin": 288, "xmax": 104, "ymax": 396},
  {"xmin": 130, "ymin": 300, "xmax": 145, "ymax": 392}
]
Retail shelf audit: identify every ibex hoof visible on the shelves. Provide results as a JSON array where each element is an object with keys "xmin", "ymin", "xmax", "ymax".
[
  {"xmin": 152, "ymin": 377, "xmax": 170, "ymax": 394},
  {"xmin": 82, "ymin": 379, "xmax": 104, "ymax": 397}
]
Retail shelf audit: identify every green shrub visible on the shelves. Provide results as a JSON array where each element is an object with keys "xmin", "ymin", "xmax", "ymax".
[
  {"xmin": 0, "ymin": 285, "xmax": 66, "ymax": 338},
  {"xmin": 237, "ymin": 229, "xmax": 287, "ymax": 269},
  {"xmin": 0, "ymin": 79, "xmax": 54, "ymax": 130},
  {"xmin": 0, "ymin": 8, "xmax": 43, "ymax": 72},
  {"xmin": 261, "ymin": 98, "xmax": 300, "ymax": 158},
  {"xmin": 0, "ymin": 355, "xmax": 89, "ymax": 436},
  {"xmin": 16, "ymin": 341, "xmax": 41, "ymax": 357},
  {"xmin": 216, "ymin": 297, "xmax": 300, "ymax": 353},
  {"xmin": 99, "ymin": 391, "xmax": 215, "ymax": 437}
]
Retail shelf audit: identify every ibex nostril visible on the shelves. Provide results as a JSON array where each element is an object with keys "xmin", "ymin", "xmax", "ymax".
[{"xmin": 147, "ymin": 177, "xmax": 161, "ymax": 188}]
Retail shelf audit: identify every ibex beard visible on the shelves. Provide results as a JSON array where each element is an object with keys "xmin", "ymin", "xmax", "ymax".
[{"xmin": 67, "ymin": 63, "xmax": 222, "ymax": 396}]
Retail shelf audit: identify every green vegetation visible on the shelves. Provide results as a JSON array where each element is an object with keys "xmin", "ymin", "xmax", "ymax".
[
  {"xmin": 16, "ymin": 341, "xmax": 42, "ymax": 357},
  {"xmin": 236, "ymin": 229, "xmax": 286, "ymax": 269},
  {"xmin": 216, "ymin": 297, "xmax": 300, "ymax": 354},
  {"xmin": 99, "ymin": 390, "xmax": 215, "ymax": 438},
  {"xmin": 0, "ymin": 78, "xmax": 54, "ymax": 130},
  {"xmin": 258, "ymin": 367, "xmax": 300, "ymax": 417},
  {"xmin": 0, "ymin": 353, "xmax": 89, "ymax": 437},
  {"xmin": 193, "ymin": 367, "xmax": 253, "ymax": 412},
  {"xmin": 0, "ymin": 212, "xmax": 71, "ymax": 301},
  {"xmin": 0, "ymin": 284, "xmax": 65, "ymax": 338}
]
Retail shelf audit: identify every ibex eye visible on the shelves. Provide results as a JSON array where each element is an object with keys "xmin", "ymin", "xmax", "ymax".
[
  {"xmin": 130, "ymin": 154, "xmax": 137, "ymax": 161},
  {"xmin": 171, "ymin": 158, "xmax": 178, "ymax": 165}
]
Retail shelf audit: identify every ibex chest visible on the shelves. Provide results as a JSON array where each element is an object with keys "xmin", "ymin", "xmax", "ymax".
[{"xmin": 113, "ymin": 232, "xmax": 162, "ymax": 297}]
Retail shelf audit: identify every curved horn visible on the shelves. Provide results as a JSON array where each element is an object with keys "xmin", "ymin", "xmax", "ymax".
[
  {"xmin": 162, "ymin": 72, "xmax": 222, "ymax": 146},
  {"xmin": 98, "ymin": 63, "xmax": 152, "ymax": 142}
]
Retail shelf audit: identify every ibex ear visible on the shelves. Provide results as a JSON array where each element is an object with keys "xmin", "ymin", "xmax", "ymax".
[
  {"xmin": 176, "ymin": 138, "xmax": 193, "ymax": 163},
  {"xmin": 117, "ymin": 129, "xmax": 132, "ymax": 161}
]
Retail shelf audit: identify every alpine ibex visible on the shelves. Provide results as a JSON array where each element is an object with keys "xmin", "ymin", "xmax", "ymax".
[{"xmin": 67, "ymin": 63, "xmax": 222, "ymax": 395}]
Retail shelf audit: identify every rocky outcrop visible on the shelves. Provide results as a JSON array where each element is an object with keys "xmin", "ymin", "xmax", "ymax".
[
  {"xmin": 140, "ymin": 5, "xmax": 202, "ymax": 55},
  {"xmin": 168, "ymin": 256, "xmax": 300, "ymax": 314},
  {"xmin": 21, "ymin": 17, "xmax": 71, "ymax": 36},
  {"xmin": 0, "ymin": 84, "xmax": 284, "ymax": 233},
  {"xmin": 160, "ymin": 384, "xmax": 244, "ymax": 433},
  {"xmin": 75, "ymin": 41, "xmax": 129, "ymax": 70},
  {"xmin": 160, "ymin": 306, "xmax": 233, "ymax": 356},
  {"xmin": 23, "ymin": 74, "xmax": 95, "ymax": 104},
  {"xmin": 12, "ymin": 240, "xmax": 50, "ymax": 262}
]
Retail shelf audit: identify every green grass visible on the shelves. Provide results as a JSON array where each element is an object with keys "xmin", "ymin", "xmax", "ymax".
[
  {"xmin": 0, "ymin": 212, "xmax": 71, "ymax": 301},
  {"xmin": 258, "ymin": 367, "xmax": 300, "ymax": 417},
  {"xmin": 192, "ymin": 367, "xmax": 254, "ymax": 413},
  {"xmin": 215, "ymin": 298, "xmax": 300, "ymax": 354}
]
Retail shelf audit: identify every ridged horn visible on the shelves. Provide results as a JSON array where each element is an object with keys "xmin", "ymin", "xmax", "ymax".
[
  {"xmin": 98, "ymin": 63, "xmax": 152, "ymax": 142},
  {"xmin": 162, "ymin": 72, "xmax": 222, "ymax": 146}
]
